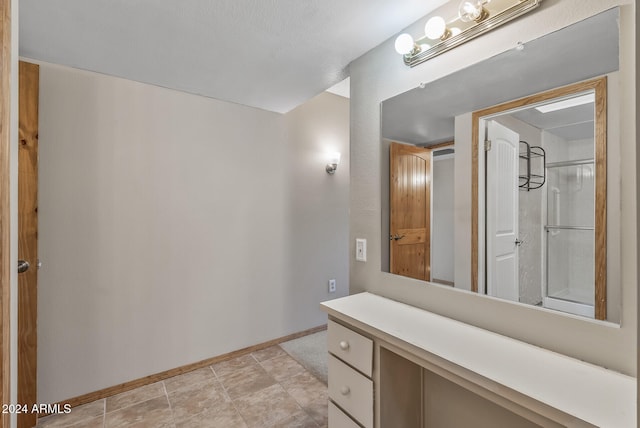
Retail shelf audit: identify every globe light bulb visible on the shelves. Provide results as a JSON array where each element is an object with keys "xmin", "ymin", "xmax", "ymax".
[
  {"xmin": 328, "ymin": 152, "xmax": 341, "ymax": 165},
  {"xmin": 394, "ymin": 33, "xmax": 415, "ymax": 55},
  {"xmin": 459, "ymin": 0, "xmax": 487, "ymax": 23},
  {"xmin": 424, "ymin": 16, "xmax": 447, "ymax": 40}
]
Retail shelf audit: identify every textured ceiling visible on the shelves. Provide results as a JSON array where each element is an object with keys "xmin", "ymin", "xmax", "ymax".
[{"xmin": 19, "ymin": 0, "xmax": 446, "ymax": 113}]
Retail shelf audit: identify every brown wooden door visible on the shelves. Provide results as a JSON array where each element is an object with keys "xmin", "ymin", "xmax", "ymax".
[
  {"xmin": 390, "ymin": 142, "xmax": 432, "ymax": 281},
  {"xmin": 18, "ymin": 61, "xmax": 39, "ymax": 428}
]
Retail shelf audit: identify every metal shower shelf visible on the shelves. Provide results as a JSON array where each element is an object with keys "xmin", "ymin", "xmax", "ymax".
[{"xmin": 519, "ymin": 140, "xmax": 545, "ymax": 191}]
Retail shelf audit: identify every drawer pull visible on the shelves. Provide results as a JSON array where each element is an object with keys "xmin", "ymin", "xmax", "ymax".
[
  {"xmin": 340, "ymin": 385, "xmax": 351, "ymax": 395},
  {"xmin": 339, "ymin": 340, "xmax": 350, "ymax": 350}
]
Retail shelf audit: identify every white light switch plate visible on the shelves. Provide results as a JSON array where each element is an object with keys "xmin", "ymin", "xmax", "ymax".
[{"xmin": 356, "ymin": 238, "xmax": 367, "ymax": 262}]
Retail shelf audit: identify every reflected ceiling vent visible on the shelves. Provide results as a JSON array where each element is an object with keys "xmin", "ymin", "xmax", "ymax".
[{"xmin": 433, "ymin": 148, "xmax": 455, "ymax": 157}]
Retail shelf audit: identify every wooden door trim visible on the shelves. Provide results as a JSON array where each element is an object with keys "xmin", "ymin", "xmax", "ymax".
[
  {"xmin": 429, "ymin": 141, "xmax": 454, "ymax": 150},
  {"xmin": 471, "ymin": 77, "xmax": 607, "ymax": 320},
  {"xmin": 0, "ymin": 0, "xmax": 12, "ymax": 425}
]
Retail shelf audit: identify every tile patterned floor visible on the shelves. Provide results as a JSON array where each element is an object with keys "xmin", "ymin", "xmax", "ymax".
[{"xmin": 37, "ymin": 345, "xmax": 328, "ymax": 428}]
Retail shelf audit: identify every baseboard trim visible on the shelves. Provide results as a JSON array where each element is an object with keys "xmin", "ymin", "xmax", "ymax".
[{"xmin": 48, "ymin": 324, "xmax": 327, "ymax": 413}]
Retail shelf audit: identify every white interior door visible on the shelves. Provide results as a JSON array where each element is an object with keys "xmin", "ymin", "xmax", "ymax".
[{"xmin": 486, "ymin": 120, "xmax": 519, "ymax": 301}]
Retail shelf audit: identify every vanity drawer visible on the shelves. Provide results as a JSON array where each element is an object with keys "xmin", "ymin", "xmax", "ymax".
[
  {"xmin": 328, "ymin": 320, "xmax": 373, "ymax": 376},
  {"xmin": 328, "ymin": 401, "xmax": 361, "ymax": 428},
  {"xmin": 328, "ymin": 354, "xmax": 373, "ymax": 428}
]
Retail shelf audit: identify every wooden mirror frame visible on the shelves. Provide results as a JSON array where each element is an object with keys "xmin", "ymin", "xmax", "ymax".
[{"xmin": 471, "ymin": 76, "xmax": 608, "ymax": 320}]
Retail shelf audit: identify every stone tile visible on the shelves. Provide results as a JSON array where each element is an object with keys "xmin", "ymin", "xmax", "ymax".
[
  {"xmin": 281, "ymin": 372, "xmax": 327, "ymax": 405},
  {"xmin": 168, "ymin": 379, "xmax": 230, "ymax": 424},
  {"xmin": 299, "ymin": 400, "xmax": 328, "ymax": 427},
  {"xmin": 260, "ymin": 354, "xmax": 306, "ymax": 382},
  {"xmin": 281, "ymin": 372, "xmax": 328, "ymax": 426},
  {"xmin": 106, "ymin": 382, "xmax": 165, "ymax": 412},
  {"xmin": 67, "ymin": 415, "xmax": 105, "ymax": 428},
  {"xmin": 251, "ymin": 346, "xmax": 287, "ymax": 362},
  {"xmin": 234, "ymin": 384, "xmax": 303, "ymax": 428},
  {"xmin": 39, "ymin": 414, "xmax": 105, "ymax": 428},
  {"xmin": 104, "ymin": 396, "xmax": 173, "ymax": 428},
  {"xmin": 211, "ymin": 354, "xmax": 258, "ymax": 378},
  {"xmin": 37, "ymin": 400, "xmax": 105, "ymax": 427},
  {"xmin": 271, "ymin": 410, "xmax": 318, "ymax": 428},
  {"xmin": 218, "ymin": 364, "xmax": 277, "ymax": 399},
  {"xmin": 38, "ymin": 333, "xmax": 329, "ymax": 428},
  {"xmin": 175, "ymin": 402, "xmax": 247, "ymax": 428},
  {"xmin": 163, "ymin": 367, "xmax": 215, "ymax": 393}
]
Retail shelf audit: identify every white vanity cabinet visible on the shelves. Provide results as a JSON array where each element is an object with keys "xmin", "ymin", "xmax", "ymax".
[
  {"xmin": 327, "ymin": 320, "xmax": 373, "ymax": 428},
  {"xmin": 321, "ymin": 292, "xmax": 636, "ymax": 428}
]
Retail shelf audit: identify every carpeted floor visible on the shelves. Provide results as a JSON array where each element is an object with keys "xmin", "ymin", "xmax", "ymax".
[{"xmin": 280, "ymin": 330, "xmax": 328, "ymax": 384}]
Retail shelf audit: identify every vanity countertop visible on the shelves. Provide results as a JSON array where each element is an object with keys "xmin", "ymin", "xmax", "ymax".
[{"xmin": 321, "ymin": 292, "xmax": 636, "ymax": 428}]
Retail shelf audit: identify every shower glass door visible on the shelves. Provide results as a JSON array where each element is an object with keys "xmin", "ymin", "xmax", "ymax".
[{"xmin": 545, "ymin": 161, "xmax": 595, "ymax": 314}]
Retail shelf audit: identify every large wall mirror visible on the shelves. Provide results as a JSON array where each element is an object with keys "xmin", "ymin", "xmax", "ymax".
[{"xmin": 380, "ymin": 8, "xmax": 621, "ymax": 323}]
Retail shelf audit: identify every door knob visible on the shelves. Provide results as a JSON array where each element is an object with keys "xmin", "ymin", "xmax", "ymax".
[
  {"xmin": 515, "ymin": 239, "xmax": 524, "ymax": 246},
  {"xmin": 390, "ymin": 234, "xmax": 405, "ymax": 241},
  {"xmin": 18, "ymin": 260, "xmax": 30, "ymax": 273}
]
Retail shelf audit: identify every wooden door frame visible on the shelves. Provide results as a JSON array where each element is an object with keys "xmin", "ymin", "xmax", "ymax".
[
  {"xmin": 0, "ymin": 0, "xmax": 12, "ymax": 425},
  {"xmin": 471, "ymin": 77, "xmax": 608, "ymax": 320}
]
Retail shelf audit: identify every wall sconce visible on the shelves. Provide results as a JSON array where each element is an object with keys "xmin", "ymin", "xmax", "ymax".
[
  {"xmin": 395, "ymin": 0, "xmax": 541, "ymax": 67},
  {"xmin": 326, "ymin": 152, "xmax": 341, "ymax": 175}
]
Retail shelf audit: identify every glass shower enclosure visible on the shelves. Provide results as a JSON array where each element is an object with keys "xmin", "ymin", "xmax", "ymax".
[{"xmin": 543, "ymin": 159, "xmax": 595, "ymax": 317}]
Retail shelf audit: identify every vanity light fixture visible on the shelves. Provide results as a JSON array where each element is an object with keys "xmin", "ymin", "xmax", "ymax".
[
  {"xmin": 394, "ymin": 0, "xmax": 542, "ymax": 67},
  {"xmin": 326, "ymin": 152, "xmax": 341, "ymax": 175}
]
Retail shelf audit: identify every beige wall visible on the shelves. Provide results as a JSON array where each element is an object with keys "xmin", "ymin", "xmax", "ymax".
[
  {"xmin": 634, "ymin": 0, "xmax": 640, "ymax": 414},
  {"xmin": 35, "ymin": 63, "xmax": 349, "ymax": 403},
  {"xmin": 431, "ymin": 155, "xmax": 454, "ymax": 284},
  {"xmin": 423, "ymin": 370, "xmax": 540, "ymax": 428},
  {"xmin": 349, "ymin": 0, "xmax": 636, "ymax": 375}
]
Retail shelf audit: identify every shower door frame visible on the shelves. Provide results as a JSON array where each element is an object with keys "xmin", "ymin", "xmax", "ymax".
[
  {"xmin": 544, "ymin": 159, "xmax": 597, "ymax": 318},
  {"xmin": 471, "ymin": 76, "xmax": 608, "ymax": 320}
]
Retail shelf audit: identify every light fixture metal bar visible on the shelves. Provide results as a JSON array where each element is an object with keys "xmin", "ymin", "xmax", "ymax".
[{"xmin": 405, "ymin": 0, "xmax": 542, "ymax": 67}]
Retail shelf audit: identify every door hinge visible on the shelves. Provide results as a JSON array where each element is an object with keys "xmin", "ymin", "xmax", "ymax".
[{"xmin": 484, "ymin": 140, "xmax": 492, "ymax": 151}]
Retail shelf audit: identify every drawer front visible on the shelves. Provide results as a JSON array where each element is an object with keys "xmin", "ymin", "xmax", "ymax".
[
  {"xmin": 328, "ymin": 320, "xmax": 373, "ymax": 376},
  {"xmin": 328, "ymin": 354, "xmax": 373, "ymax": 428},
  {"xmin": 328, "ymin": 401, "xmax": 361, "ymax": 428}
]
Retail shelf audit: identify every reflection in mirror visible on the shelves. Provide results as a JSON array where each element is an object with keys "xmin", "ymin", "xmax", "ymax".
[
  {"xmin": 432, "ymin": 147, "xmax": 455, "ymax": 286},
  {"xmin": 380, "ymin": 8, "xmax": 620, "ymax": 323},
  {"xmin": 474, "ymin": 78, "xmax": 606, "ymax": 320},
  {"xmin": 389, "ymin": 142, "xmax": 454, "ymax": 284}
]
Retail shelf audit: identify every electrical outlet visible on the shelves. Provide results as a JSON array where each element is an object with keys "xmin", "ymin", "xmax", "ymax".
[
  {"xmin": 356, "ymin": 238, "xmax": 367, "ymax": 262},
  {"xmin": 328, "ymin": 279, "xmax": 336, "ymax": 293}
]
